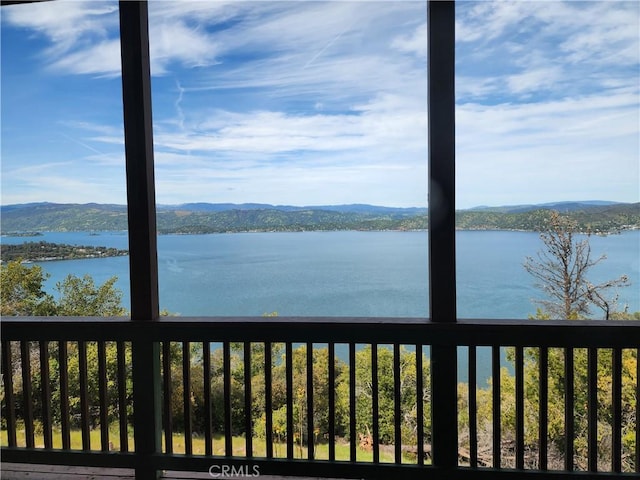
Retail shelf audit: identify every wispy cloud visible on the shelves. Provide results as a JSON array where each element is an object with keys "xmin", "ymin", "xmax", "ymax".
[
  {"xmin": 456, "ymin": 1, "xmax": 640, "ymax": 101},
  {"xmin": 2, "ymin": 160, "xmax": 126, "ymax": 205},
  {"xmin": 456, "ymin": 90, "xmax": 639, "ymax": 206},
  {"xmin": 3, "ymin": 0, "xmax": 120, "ymax": 74}
]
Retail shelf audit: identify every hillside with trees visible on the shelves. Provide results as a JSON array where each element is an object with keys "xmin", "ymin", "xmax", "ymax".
[{"xmin": 1, "ymin": 201, "xmax": 638, "ymax": 234}]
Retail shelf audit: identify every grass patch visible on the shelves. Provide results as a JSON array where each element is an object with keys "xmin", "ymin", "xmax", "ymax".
[{"xmin": 1, "ymin": 428, "xmax": 419, "ymax": 463}]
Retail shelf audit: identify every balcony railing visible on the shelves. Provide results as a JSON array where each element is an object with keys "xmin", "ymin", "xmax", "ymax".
[{"xmin": 2, "ymin": 317, "xmax": 638, "ymax": 479}]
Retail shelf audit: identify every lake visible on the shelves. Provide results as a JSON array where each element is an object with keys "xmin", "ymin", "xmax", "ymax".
[
  {"xmin": 5, "ymin": 230, "xmax": 638, "ymax": 318},
  {"xmin": 4, "ymin": 230, "xmax": 638, "ymax": 385}
]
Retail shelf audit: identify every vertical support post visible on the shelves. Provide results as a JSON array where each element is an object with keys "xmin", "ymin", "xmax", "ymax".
[
  {"xmin": 428, "ymin": 0, "xmax": 458, "ymax": 473},
  {"xmin": 119, "ymin": 2, "xmax": 161, "ymax": 479}
]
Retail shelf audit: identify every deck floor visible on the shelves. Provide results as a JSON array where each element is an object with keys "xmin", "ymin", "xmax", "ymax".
[{"xmin": 0, "ymin": 464, "xmax": 335, "ymax": 480}]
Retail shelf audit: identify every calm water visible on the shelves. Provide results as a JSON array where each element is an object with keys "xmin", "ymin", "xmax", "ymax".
[
  {"xmin": 4, "ymin": 230, "xmax": 638, "ymax": 385},
  {"xmin": 5, "ymin": 230, "xmax": 638, "ymax": 318}
]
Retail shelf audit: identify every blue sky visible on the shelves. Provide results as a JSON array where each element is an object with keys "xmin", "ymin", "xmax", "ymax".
[{"xmin": 1, "ymin": 0, "xmax": 638, "ymax": 209}]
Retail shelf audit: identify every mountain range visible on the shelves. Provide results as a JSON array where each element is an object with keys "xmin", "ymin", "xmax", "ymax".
[{"xmin": 1, "ymin": 201, "xmax": 638, "ymax": 235}]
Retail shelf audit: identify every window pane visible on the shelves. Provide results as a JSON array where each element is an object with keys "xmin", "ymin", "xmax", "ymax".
[
  {"xmin": 455, "ymin": 1, "xmax": 640, "ymax": 319},
  {"xmin": 149, "ymin": 1, "xmax": 428, "ymax": 317},
  {"xmin": 1, "ymin": 1, "xmax": 130, "ymax": 315}
]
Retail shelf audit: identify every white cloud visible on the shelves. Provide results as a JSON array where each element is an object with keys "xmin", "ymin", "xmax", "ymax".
[
  {"xmin": 3, "ymin": 1, "xmax": 118, "ymax": 50},
  {"xmin": 3, "ymin": 0, "xmax": 222, "ymax": 76},
  {"xmin": 149, "ymin": 20, "xmax": 220, "ymax": 75},
  {"xmin": 391, "ymin": 23, "xmax": 427, "ymax": 58},
  {"xmin": 456, "ymin": 90, "xmax": 640, "ymax": 207},
  {"xmin": 2, "ymin": 163, "xmax": 127, "ymax": 205},
  {"xmin": 456, "ymin": 1, "xmax": 640, "ymax": 101},
  {"xmin": 3, "ymin": 0, "xmax": 120, "ymax": 72},
  {"xmin": 49, "ymin": 39, "xmax": 122, "ymax": 76},
  {"xmin": 149, "ymin": 91, "xmax": 425, "ymax": 160}
]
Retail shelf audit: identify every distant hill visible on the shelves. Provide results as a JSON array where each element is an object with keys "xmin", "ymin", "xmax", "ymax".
[
  {"xmin": 468, "ymin": 200, "xmax": 622, "ymax": 214},
  {"xmin": 160, "ymin": 203, "xmax": 427, "ymax": 215},
  {"xmin": 456, "ymin": 202, "xmax": 639, "ymax": 233},
  {"xmin": 1, "ymin": 201, "xmax": 638, "ymax": 234},
  {"xmin": 0, "ymin": 202, "xmax": 426, "ymax": 234}
]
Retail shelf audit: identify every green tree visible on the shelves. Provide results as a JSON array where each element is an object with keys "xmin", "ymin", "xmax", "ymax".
[
  {"xmin": 1, "ymin": 262, "xmax": 130, "ymax": 437},
  {"xmin": 0, "ymin": 260, "xmax": 56, "ymax": 316},
  {"xmin": 355, "ymin": 345, "xmax": 431, "ymax": 447},
  {"xmin": 55, "ymin": 274, "xmax": 126, "ymax": 316}
]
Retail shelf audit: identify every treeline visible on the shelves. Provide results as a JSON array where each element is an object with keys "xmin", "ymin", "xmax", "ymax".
[
  {"xmin": 456, "ymin": 203, "xmax": 640, "ymax": 234},
  {"xmin": 1, "ymin": 260, "xmax": 127, "ymax": 316},
  {"xmin": 156, "ymin": 209, "xmax": 422, "ymax": 234},
  {"xmin": 1, "ymin": 202, "xmax": 638, "ymax": 234},
  {"xmin": 1, "ymin": 241, "xmax": 128, "ymax": 263}
]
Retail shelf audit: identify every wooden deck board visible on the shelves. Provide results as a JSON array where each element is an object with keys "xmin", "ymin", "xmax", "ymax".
[
  {"xmin": 0, "ymin": 463, "xmax": 134, "ymax": 479},
  {"xmin": 1, "ymin": 464, "xmax": 336, "ymax": 480}
]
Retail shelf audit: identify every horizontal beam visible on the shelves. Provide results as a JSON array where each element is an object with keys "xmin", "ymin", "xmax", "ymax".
[
  {"xmin": 0, "ymin": 0, "xmax": 54, "ymax": 5},
  {"xmin": 1, "ymin": 449, "xmax": 137, "ymax": 468},
  {"xmin": 3, "ymin": 449, "xmax": 639, "ymax": 480},
  {"xmin": 2, "ymin": 317, "xmax": 638, "ymax": 347}
]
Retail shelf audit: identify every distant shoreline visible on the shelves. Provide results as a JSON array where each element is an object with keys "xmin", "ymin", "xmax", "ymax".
[{"xmin": 2, "ymin": 226, "xmax": 639, "ymax": 243}]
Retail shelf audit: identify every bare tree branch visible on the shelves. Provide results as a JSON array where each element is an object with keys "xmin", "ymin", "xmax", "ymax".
[{"xmin": 524, "ymin": 211, "xmax": 631, "ymax": 319}]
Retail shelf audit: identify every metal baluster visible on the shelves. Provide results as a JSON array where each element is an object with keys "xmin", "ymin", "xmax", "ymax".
[
  {"xmin": 565, "ymin": 347, "xmax": 574, "ymax": 471},
  {"xmin": 183, "ymin": 341, "xmax": 192, "ymax": 455},
  {"xmin": 2, "ymin": 341, "xmax": 17, "ymax": 447},
  {"xmin": 244, "ymin": 342, "xmax": 252, "ymax": 457},
  {"xmin": 98, "ymin": 341, "xmax": 109, "ymax": 451},
  {"xmin": 40, "ymin": 341, "xmax": 52, "ymax": 449},
  {"xmin": 203, "ymin": 341, "xmax": 212, "ymax": 456},
  {"xmin": 492, "ymin": 345, "xmax": 501, "ymax": 468},
  {"xmin": 469, "ymin": 345, "xmax": 478, "ymax": 468},
  {"xmin": 539, "ymin": 347, "xmax": 548, "ymax": 470},
  {"xmin": 394, "ymin": 344, "xmax": 402, "ymax": 464},
  {"xmin": 117, "ymin": 341, "xmax": 128, "ymax": 452}
]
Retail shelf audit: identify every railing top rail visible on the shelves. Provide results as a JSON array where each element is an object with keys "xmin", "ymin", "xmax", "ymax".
[{"xmin": 2, "ymin": 316, "xmax": 638, "ymax": 347}]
